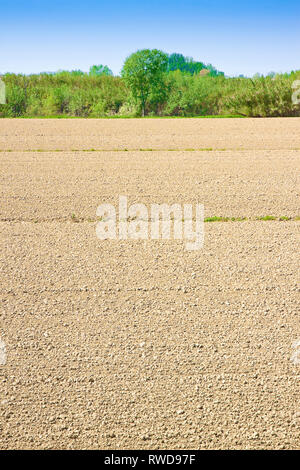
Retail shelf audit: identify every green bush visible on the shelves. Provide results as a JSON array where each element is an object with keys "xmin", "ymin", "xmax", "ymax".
[
  {"xmin": 1, "ymin": 69, "xmax": 299, "ymax": 118},
  {"xmin": 224, "ymin": 74, "xmax": 300, "ymax": 117},
  {"xmin": 4, "ymin": 84, "xmax": 27, "ymax": 116}
]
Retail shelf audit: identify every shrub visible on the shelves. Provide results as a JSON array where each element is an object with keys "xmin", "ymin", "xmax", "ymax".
[
  {"xmin": 1, "ymin": 69, "xmax": 299, "ymax": 118},
  {"xmin": 4, "ymin": 84, "xmax": 27, "ymax": 116}
]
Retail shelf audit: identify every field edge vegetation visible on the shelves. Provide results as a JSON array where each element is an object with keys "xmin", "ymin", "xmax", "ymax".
[{"xmin": 1, "ymin": 49, "xmax": 300, "ymax": 118}]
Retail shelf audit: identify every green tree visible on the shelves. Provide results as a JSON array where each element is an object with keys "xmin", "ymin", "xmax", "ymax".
[
  {"xmin": 167, "ymin": 53, "xmax": 224, "ymax": 76},
  {"xmin": 121, "ymin": 49, "xmax": 168, "ymax": 116},
  {"xmin": 89, "ymin": 65, "xmax": 113, "ymax": 76},
  {"xmin": 168, "ymin": 53, "xmax": 187, "ymax": 72}
]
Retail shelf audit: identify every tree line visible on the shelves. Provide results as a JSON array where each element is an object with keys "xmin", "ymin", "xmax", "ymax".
[{"xmin": 1, "ymin": 49, "xmax": 299, "ymax": 117}]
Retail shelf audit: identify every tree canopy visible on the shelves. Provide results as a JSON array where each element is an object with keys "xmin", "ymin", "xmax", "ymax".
[
  {"xmin": 167, "ymin": 53, "xmax": 224, "ymax": 76},
  {"xmin": 89, "ymin": 65, "xmax": 113, "ymax": 76},
  {"xmin": 121, "ymin": 49, "xmax": 168, "ymax": 116}
]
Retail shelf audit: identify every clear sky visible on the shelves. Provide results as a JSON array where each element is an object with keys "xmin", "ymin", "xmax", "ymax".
[{"xmin": 1, "ymin": 0, "xmax": 300, "ymax": 77}]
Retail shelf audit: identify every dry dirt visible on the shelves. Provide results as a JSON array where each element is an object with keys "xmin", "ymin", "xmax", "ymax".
[
  {"xmin": 0, "ymin": 118, "xmax": 299, "ymax": 450},
  {"xmin": 1, "ymin": 117, "xmax": 300, "ymax": 151}
]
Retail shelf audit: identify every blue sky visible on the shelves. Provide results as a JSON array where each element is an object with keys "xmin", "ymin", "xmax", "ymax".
[{"xmin": 1, "ymin": 0, "xmax": 300, "ymax": 76}]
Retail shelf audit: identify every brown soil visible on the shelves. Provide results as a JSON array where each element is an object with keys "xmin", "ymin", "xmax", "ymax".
[{"xmin": 0, "ymin": 118, "xmax": 299, "ymax": 450}]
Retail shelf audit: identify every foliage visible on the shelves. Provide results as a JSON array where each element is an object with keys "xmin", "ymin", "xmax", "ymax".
[
  {"xmin": 0, "ymin": 64, "xmax": 299, "ymax": 118},
  {"xmin": 3, "ymin": 84, "xmax": 27, "ymax": 116},
  {"xmin": 224, "ymin": 73, "xmax": 300, "ymax": 117},
  {"xmin": 167, "ymin": 53, "xmax": 224, "ymax": 76},
  {"xmin": 121, "ymin": 49, "xmax": 169, "ymax": 116},
  {"xmin": 89, "ymin": 65, "xmax": 113, "ymax": 76}
]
